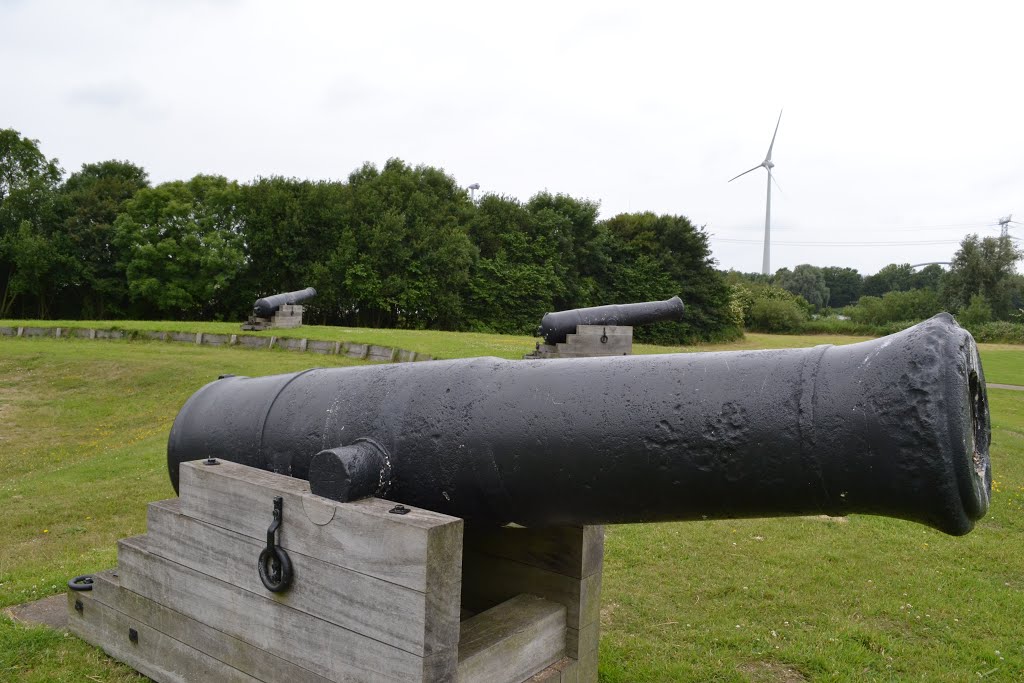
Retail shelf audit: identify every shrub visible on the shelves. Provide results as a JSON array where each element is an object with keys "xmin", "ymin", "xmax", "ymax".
[
  {"xmin": 746, "ymin": 299, "xmax": 808, "ymax": 333},
  {"xmin": 962, "ymin": 320, "xmax": 1024, "ymax": 344},
  {"xmin": 958, "ymin": 294, "xmax": 993, "ymax": 328},
  {"xmin": 846, "ymin": 289, "xmax": 943, "ymax": 326}
]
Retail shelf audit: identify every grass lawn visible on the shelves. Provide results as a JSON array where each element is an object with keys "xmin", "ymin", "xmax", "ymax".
[{"xmin": 1, "ymin": 329, "xmax": 1022, "ymax": 681}]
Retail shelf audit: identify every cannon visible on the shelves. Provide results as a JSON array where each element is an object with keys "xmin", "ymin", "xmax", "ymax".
[
  {"xmin": 537, "ymin": 295, "xmax": 685, "ymax": 346},
  {"xmin": 253, "ymin": 286, "xmax": 317, "ymax": 318},
  {"xmin": 169, "ymin": 313, "xmax": 991, "ymax": 536}
]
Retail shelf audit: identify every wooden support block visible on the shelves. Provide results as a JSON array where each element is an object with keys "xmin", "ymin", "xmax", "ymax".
[
  {"xmin": 117, "ymin": 536, "xmax": 453, "ymax": 682},
  {"xmin": 67, "ymin": 581, "xmax": 263, "ymax": 683},
  {"xmin": 461, "ymin": 525, "xmax": 603, "ymax": 683},
  {"xmin": 463, "ymin": 526, "xmax": 604, "ymax": 580},
  {"xmin": 145, "ymin": 498, "xmax": 446, "ymax": 656},
  {"xmin": 529, "ymin": 658, "xmax": 579, "ymax": 683},
  {"xmin": 461, "ymin": 550, "xmax": 601, "ymax": 631},
  {"xmin": 178, "ymin": 460, "xmax": 463, "ymax": 595},
  {"xmin": 70, "ymin": 571, "xmax": 331, "ymax": 683},
  {"xmin": 457, "ymin": 594, "xmax": 566, "ymax": 683},
  {"xmin": 71, "ymin": 461, "xmax": 602, "ymax": 683}
]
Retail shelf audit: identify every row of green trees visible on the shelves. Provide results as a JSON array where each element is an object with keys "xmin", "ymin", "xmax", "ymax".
[
  {"xmin": 728, "ymin": 237, "xmax": 1024, "ymax": 335},
  {"xmin": 0, "ymin": 129, "xmax": 739, "ymax": 344}
]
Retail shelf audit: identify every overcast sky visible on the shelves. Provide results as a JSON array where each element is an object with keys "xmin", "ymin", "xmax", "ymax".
[{"xmin": 2, "ymin": 0, "xmax": 1021, "ymax": 275}]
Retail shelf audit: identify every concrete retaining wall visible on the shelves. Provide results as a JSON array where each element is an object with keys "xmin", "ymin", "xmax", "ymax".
[{"xmin": 0, "ymin": 325, "xmax": 433, "ymax": 364}]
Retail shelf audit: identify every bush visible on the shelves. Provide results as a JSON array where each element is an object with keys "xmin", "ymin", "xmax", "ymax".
[
  {"xmin": 961, "ymin": 320, "xmax": 1024, "ymax": 344},
  {"xmin": 846, "ymin": 289, "xmax": 943, "ymax": 326},
  {"xmin": 746, "ymin": 299, "xmax": 808, "ymax": 333},
  {"xmin": 958, "ymin": 294, "xmax": 993, "ymax": 328}
]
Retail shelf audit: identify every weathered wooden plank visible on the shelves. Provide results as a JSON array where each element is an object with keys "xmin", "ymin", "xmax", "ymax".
[
  {"xmin": 457, "ymin": 594, "xmax": 565, "ymax": 683},
  {"xmin": 76, "ymin": 570, "xmax": 332, "ymax": 683},
  {"xmin": 461, "ymin": 548, "xmax": 602, "ymax": 631},
  {"xmin": 529, "ymin": 657, "xmax": 579, "ymax": 683},
  {"xmin": 178, "ymin": 460, "xmax": 463, "ymax": 595},
  {"xmin": 146, "ymin": 498, "xmax": 454, "ymax": 657},
  {"xmin": 564, "ymin": 621, "xmax": 600, "ymax": 660},
  {"xmin": 116, "ymin": 535, "xmax": 449, "ymax": 682},
  {"xmin": 68, "ymin": 587, "xmax": 261, "ymax": 683},
  {"xmin": 463, "ymin": 526, "xmax": 604, "ymax": 579}
]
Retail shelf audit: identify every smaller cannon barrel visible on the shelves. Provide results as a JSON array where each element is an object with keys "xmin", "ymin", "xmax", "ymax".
[
  {"xmin": 538, "ymin": 296, "xmax": 685, "ymax": 345},
  {"xmin": 253, "ymin": 287, "xmax": 317, "ymax": 318}
]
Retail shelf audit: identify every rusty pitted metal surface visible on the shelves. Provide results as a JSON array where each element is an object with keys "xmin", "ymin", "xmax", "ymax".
[
  {"xmin": 537, "ymin": 295, "xmax": 685, "ymax": 345},
  {"xmin": 167, "ymin": 313, "xmax": 990, "ymax": 535}
]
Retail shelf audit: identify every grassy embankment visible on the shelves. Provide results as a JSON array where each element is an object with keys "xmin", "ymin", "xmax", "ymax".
[{"xmin": 1, "ymin": 327, "xmax": 1022, "ymax": 681}]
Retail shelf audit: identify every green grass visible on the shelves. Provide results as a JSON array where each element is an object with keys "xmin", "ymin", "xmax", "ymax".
[
  {"xmin": 976, "ymin": 349, "xmax": 1024, "ymax": 386},
  {"xmin": 1, "ymin": 330, "xmax": 1023, "ymax": 681}
]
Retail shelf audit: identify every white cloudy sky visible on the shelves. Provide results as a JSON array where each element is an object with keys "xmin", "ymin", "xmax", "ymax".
[{"xmin": 2, "ymin": 0, "xmax": 1021, "ymax": 275}]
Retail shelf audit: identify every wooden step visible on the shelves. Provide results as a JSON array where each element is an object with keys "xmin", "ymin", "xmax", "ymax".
[{"xmin": 457, "ymin": 594, "xmax": 566, "ymax": 683}]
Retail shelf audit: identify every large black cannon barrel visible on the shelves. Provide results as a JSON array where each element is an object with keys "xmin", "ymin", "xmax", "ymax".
[
  {"xmin": 168, "ymin": 314, "xmax": 991, "ymax": 536},
  {"xmin": 253, "ymin": 287, "xmax": 317, "ymax": 318},
  {"xmin": 537, "ymin": 296, "xmax": 685, "ymax": 345}
]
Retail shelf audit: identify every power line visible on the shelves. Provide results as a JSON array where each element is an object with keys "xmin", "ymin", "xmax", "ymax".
[
  {"xmin": 709, "ymin": 222, "xmax": 997, "ymax": 234},
  {"xmin": 710, "ymin": 237, "xmax": 960, "ymax": 247}
]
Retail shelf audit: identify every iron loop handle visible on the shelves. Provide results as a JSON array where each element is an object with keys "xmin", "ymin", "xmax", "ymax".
[
  {"xmin": 68, "ymin": 575, "xmax": 94, "ymax": 591},
  {"xmin": 258, "ymin": 496, "xmax": 293, "ymax": 592}
]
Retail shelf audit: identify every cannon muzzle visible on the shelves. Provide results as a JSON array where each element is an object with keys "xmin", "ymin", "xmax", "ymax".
[
  {"xmin": 253, "ymin": 287, "xmax": 317, "ymax": 318},
  {"xmin": 537, "ymin": 296, "xmax": 685, "ymax": 345},
  {"xmin": 168, "ymin": 314, "xmax": 990, "ymax": 536}
]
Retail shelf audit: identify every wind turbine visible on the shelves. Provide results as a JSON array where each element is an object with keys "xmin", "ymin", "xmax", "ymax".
[{"xmin": 729, "ymin": 110, "xmax": 783, "ymax": 275}]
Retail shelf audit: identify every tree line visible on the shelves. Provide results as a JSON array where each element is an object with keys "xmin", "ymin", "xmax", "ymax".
[
  {"xmin": 0, "ymin": 129, "xmax": 738, "ymax": 344},
  {"xmin": 727, "ymin": 240, "xmax": 1024, "ymax": 336}
]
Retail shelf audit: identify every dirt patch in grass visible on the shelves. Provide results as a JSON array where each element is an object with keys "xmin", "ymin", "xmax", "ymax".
[
  {"xmin": 738, "ymin": 660, "xmax": 809, "ymax": 682},
  {"xmin": 600, "ymin": 601, "xmax": 620, "ymax": 627}
]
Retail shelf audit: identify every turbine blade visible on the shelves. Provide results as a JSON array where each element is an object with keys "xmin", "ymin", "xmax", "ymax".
[
  {"xmin": 769, "ymin": 169, "xmax": 783, "ymax": 195},
  {"xmin": 765, "ymin": 109, "xmax": 783, "ymax": 161},
  {"xmin": 728, "ymin": 164, "xmax": 763, "ymax": 183}
]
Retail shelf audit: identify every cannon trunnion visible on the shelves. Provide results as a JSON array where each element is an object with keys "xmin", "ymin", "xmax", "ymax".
[{"xmin": 169, "ymin": 313, "xmax": 991, "ymax": 536}]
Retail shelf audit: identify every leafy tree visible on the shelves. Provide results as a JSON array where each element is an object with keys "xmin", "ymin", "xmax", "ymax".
[
  {"xmin": 113, "ymin": 175, "xmax": 245, "ymax": 319},
  {"xmin": 942, "ymin": 234, "xmax": 1023, "ymax": 318},
  {"xmin": 911, "ymin": 263, "xmax": 944, "ymax": 291},
  {"xmin": 526, "ymin": 192, "xmax": 604, "ymax": 310},
  {"xmin": 57, "ymin": 160, "xmax": 149, "ymax": 317},
  {"xmin": 464, "ymin": 194, "xmax": 563, "ymax": 333},
  {"xmin": 0, "ymin": 129, "xmax": 64, "ymax": 317},
  {"xmin": 599, "ymin": 212, "xmax": 739, "ymax": 343},
  {"xmin": 862, "ymin": 263, "xmax": 915, "ymax": 297},
  {"xmin": 1, "ymin": 220, "xmax": 74, "ymax": 317},
  {"xmin": 958, "ymin": 294, "xmax": 993, "ymax": 327},
  {"xmin": 778, "ymin": 264, "xmax": 830, "ymax": 311},
  {"xmin": 0, "ymin": 129, "xmax": 61, "ymax": 203},
  {"xmin": 820, "ymin": 266, "xmax": 862, "ymax": 308},
  {"xmin": 237, "ymin": 176, "xmax": 349, "ymax": 320},
  {"xmin": 313, "ymin": 159, "xmax": 475, "ymax": 329}
]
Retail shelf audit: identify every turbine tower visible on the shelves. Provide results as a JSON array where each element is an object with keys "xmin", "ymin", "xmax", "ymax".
[{"xmin": 729, "ymin": 111, "xmax": 783, "ymax": 275}]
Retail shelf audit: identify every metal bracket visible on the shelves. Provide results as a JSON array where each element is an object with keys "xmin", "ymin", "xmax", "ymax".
[{"xmin": 257, "ymin": 496, "xmax": 293, "ymax": 592}]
